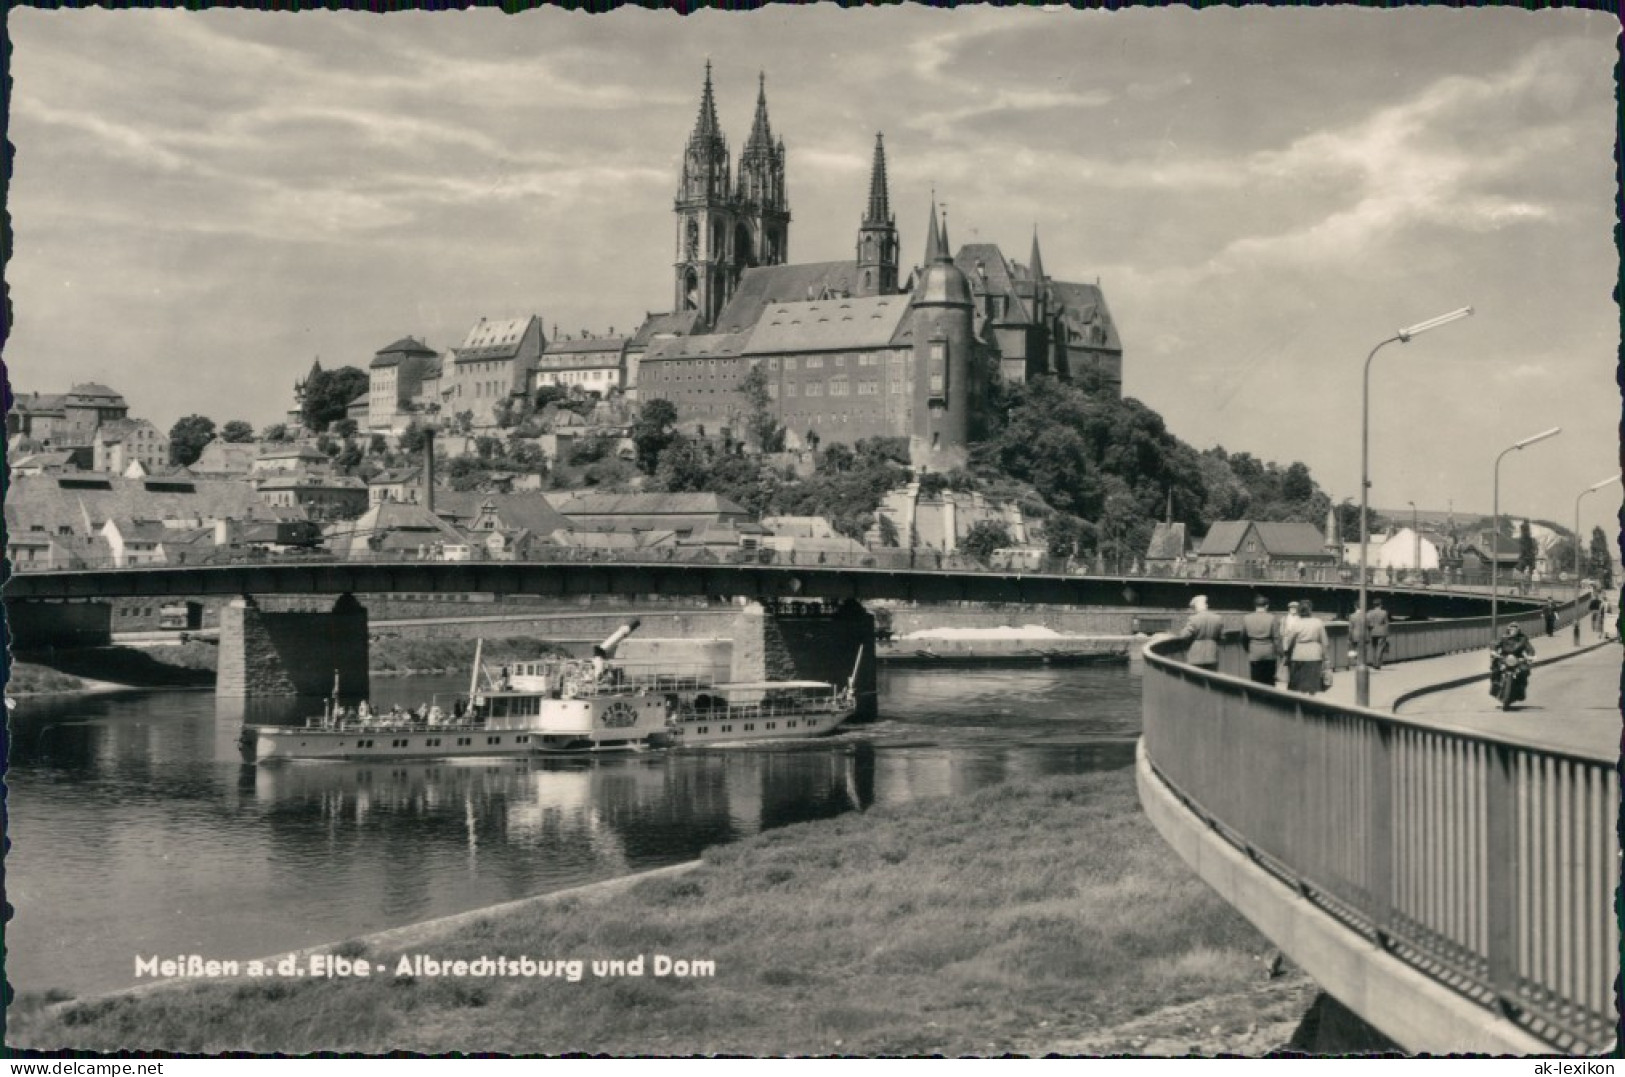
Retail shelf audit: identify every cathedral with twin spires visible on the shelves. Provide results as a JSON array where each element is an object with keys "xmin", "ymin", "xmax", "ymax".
[{"xmin": 641, "ymin": 65, "xmax": 1123, "ymax": 470}]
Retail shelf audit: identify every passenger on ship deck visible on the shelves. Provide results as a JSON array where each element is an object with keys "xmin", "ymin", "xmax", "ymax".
[
  {"xmin": 428, "ymin": 705, "xmax": 444, "ymax": 725},
  {"xmin": 357, "ymin": 701, "xmax": 372, "ymax": 721}
]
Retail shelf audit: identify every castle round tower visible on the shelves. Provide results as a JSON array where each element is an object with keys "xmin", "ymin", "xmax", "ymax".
[{"xmin": 909, "ymin": 199, "xmax": 975, "ymax": 471}]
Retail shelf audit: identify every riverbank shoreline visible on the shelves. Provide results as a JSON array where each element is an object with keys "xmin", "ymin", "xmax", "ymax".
[
  {"xmin": 10, "ymin": 769, "xmax": 1311, "ymax": 1055},
  {"xmin": 11, "ymin": 631, "xmax": 1143, "ymax": 694}
]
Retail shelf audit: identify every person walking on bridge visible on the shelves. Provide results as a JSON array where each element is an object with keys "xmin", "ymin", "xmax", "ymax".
[
  {"xmin": 1283, "ymin": 598, "xmax": 1330, "ymax": 695},
  {"xmin": 1367, "ymin": 598, "xmax": 1390, "ymax": 669},
  {"xmin": 1347, "ymin": 601, "xmax": 1369, "ymax": 668},
  {"xmin": 1179, "ymin": 594, "xmax": 1225, "ymax": 671},
  {"xmin": 1241, "ymin": 595, "xmax": 1281, "ymax": 686}
]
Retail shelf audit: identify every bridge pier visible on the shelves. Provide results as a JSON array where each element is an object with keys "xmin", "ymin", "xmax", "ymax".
[
  {"xmin": 217, "ymin": 593, "xmax": 369, "ymax": 699},
  {"xmin": 730, "ymin": 599, "xmax": 878, "ymax": 720}
]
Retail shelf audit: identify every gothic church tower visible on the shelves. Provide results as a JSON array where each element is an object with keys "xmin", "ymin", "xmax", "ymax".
[
  {"xmin": 854, "ymin": 133, "xmax": 898, "ymax": 297},
  {"xmin": 674, "ymin": 66, "xmax": 790, "ymax": 326},
  {"xmin": 736, "ymin": 74, "xmax": 790, "ymax": 269}
]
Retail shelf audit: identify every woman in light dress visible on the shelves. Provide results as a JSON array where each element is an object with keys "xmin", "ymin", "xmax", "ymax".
[{"xmin": 1283, "ymin": 598, "xmax": 1330, "ymax": 694}]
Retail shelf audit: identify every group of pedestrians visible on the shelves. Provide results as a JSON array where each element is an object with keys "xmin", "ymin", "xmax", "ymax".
[{"xmin": 1179, "ymin": 593, "xmax": 1390, "ymax": 696}]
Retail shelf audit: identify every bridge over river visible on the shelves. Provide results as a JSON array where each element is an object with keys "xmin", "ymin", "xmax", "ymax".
[{"xmin": 7, "ymin": 559, "xmax": 1613, "ymax": 1051}]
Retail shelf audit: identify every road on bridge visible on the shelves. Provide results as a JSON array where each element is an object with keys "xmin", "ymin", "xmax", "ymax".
[{"xmin": 1396, "ymin": 642, "xmax": 1620, "ymax": 759}]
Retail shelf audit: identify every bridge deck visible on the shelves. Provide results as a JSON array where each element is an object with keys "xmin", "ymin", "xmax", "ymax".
[{"xmin": 1316, "ymin": 631, "xmax": 1618, "ymax": 762}]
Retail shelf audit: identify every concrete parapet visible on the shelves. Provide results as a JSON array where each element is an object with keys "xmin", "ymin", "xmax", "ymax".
[
  {"xmin": 730, "ymin": 600, "xmax": 878, "ymax": 719},
  {"xmin": 217, "ymin": 594, "xmax": 370, "ymax": 698}
]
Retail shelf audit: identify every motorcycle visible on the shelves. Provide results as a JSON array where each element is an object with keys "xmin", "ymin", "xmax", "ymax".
[{"xmin": 1489, "ymin": 651, "xmax": 1531, "ymax": 710}]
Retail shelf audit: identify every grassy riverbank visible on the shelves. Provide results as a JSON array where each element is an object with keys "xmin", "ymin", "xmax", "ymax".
[
  {"xmin": 7, "ymin": 643, "xmax": 218, "ymax": 693},
  {"xmin": 10, "ymin": 770, "xmax": 1308, "ymax": 1055}
]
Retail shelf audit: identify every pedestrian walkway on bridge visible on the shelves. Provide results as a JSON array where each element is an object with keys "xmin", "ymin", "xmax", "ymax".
[{"xmin": 1319, "ymin": 633, "xmax": 1617, "ymax": 760}]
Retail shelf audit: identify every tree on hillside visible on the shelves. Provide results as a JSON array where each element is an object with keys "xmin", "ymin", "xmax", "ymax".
[
  {"xmin": 738, "ymin": 365, "xmax": 785, "ymax": 453},
  {"xmin": 400, "ymin": 421, "xmax": 430, "ymax": 455},
  {"xmin": 168, "ymin": 415, "xmax": 216, "ymax": 466},
  {"xmin": 653, "ymin": 435, "xmax": 709, "ymax": 492},
  {"xmin": 259, "ymin": 422, "xmax": 289, "ymax": 442},
  {"xmin": 961, "ymin": 519, "xmax": 1012, "ymax": 563},
  {"xmin": 633, "ymin": 398, "xmax": 679, "ymax": 474},
  {"xmin": 299, "ymin": 366, "xmax": 369, "ymax": 432},
  {"xmin": 219, "ymin": 420, "xmax": 255, "ymax": 443},
  {"xmin": 877, "ymin": 514, "xmax": 900, "ymax": 548},
  {"xmin": 1517, "ymin": 520, "xmax": 1538, "ymax": 575}
]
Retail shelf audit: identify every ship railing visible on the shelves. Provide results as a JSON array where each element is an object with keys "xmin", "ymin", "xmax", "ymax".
[
  {"xmin": 672, "ymin": 694, "xmax": 846, "ymax": 724},
  {"xmin": 304, "ymin": 716, "xmax": 484, "ymax": 733}
]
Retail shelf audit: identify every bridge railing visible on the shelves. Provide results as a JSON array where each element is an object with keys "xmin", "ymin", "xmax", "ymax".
[
  {"xmin": 3, "ymin": 545, "xmax": 1589, "ymax": 596},
  {"xmin": 1143, "ymin": 627, "xmax": 1618, "ymax": 1053}
]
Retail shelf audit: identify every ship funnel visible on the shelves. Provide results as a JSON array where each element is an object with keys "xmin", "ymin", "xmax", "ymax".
[{"xmin": 593, "ymin": 619, "xmax": 642, "ymax": 659}]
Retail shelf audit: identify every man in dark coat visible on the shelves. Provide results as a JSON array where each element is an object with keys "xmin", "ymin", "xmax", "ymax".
[
  {"xmin": 1367, "ymin": 598, "xmax": 1391, "ymax": 669},
  {"xmin": 1241, "ymin": 595, "xmax": 1282, "ymax": 685}
]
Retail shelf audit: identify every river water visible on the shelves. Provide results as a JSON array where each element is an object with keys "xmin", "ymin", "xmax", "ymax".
[{"xmin": 6, "ymin": 665, "xmax": 1142, "ymax": 998}]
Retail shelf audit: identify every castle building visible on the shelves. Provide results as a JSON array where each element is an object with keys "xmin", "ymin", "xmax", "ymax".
[{"xmin": 637, "ymin": 68, "xmax": 1124, "ymax": 467}]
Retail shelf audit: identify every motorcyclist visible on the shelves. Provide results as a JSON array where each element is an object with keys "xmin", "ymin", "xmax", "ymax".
[{"xmin": 1490, "ymin": 625, "xmax": 1535, "ymax": 704}]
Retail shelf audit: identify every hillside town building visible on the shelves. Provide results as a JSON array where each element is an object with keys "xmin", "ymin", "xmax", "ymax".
[
  {"xmin": 368, "ymin": 336, "xmax": 442, "ymax": 434},
  {"xmin": 534, "ymin": 333, "xmax": 629, "ymax": 395},
  {"xmin": 90, "ymin": 418, "xmax": 166, "ymax": 475},
  {"xmin": 8, "ymin": 383, "xmax": 132, "ymax": 449},
  {"xmin": 443, "ymin": 316, "xmax": 545, "ymax": 427}
]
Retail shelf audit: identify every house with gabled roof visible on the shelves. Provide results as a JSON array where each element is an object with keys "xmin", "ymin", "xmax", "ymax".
[
  {"xmin": 100, "ymin": 519, "xmax": 177, "ymax": 567},
  {"xmin": 1145, "ymin": 522, "xmax": 1189, "ymax": 567},
  {"xmin": 544, "ymin": 491, "xmax": 750, "ymax": 540},
  {"xmin": 1196, "ymin": 520, "xmax": 1337, "ymax": 570},
  {"xmin": 91, "ymin": 418, "xmax": 166, "ymax": 475}
]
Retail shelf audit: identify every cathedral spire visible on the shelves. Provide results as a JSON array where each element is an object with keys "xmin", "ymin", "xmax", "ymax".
[
  {"xmin": 938, "ymin": 206, "xmax": 952, "ymax": 260},
  {"xmin": 693, "ymin": 60, "xmax": 722, "ymax": 142},
  {"xmin": 864, "ymin": 133, "xmax": 892, "ymax": 226},
  {"xmin": 744, "ymin": 71, "xmax": 774, "ymax": 154},
  {"xmin": 1029, "ymin": 226, "xmax": 1047, "ymax": 282}
]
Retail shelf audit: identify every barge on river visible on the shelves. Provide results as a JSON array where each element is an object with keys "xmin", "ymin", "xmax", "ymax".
[{"xmin": 243, "ymin": 621, "xmax": 859, "ymax": 764}]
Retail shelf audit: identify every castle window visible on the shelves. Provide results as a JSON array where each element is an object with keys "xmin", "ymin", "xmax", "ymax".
[
  {"xmin": 829, "ymin": 378, "xmax": 849, "ymax": 397},
  {"xmin": 805, "ymin": 356, "xmax": 824, "ymax": 370},
  {"xmin": 805, "ymin": 383, "xmax": 823, "ymax": 397}
]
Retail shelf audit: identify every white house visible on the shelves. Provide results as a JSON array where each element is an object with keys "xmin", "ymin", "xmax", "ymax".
[{"xmin": 1375, "ymin": 527, "xmax": 1443, "ymax": 571}]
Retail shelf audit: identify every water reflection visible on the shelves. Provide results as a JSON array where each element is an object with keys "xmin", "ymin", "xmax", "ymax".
[{"xmin": 7, "ymin": 665, "xmax": 1138, "ymax": 998}]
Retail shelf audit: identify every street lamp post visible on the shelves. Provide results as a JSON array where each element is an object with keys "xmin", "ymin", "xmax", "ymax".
[
  {"xmin": 1572, "ymin": 476, "xmax": 1618, "ymax": 643},
  {"xmin": 1490, "ymin": 426, "xmax": 1562, "ymax": 643},
  {"xmin": 1408, "ymin": 500, "xmax": 1419, "ymax": 581},
  {"xmin": 1357, "ymin": 306, "xmax": 1473, "ymax": 706}
]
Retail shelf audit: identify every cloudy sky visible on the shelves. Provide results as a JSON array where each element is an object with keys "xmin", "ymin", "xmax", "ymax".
[{"xmin": 5, "ymin": 7, "xmax": 1617, "ymax": 531}]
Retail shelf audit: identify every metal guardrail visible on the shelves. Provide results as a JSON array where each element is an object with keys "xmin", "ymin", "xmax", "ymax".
[{"xmin": 1142, "ymin": 600, "xmax": 1617, "ymax": 1053}]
